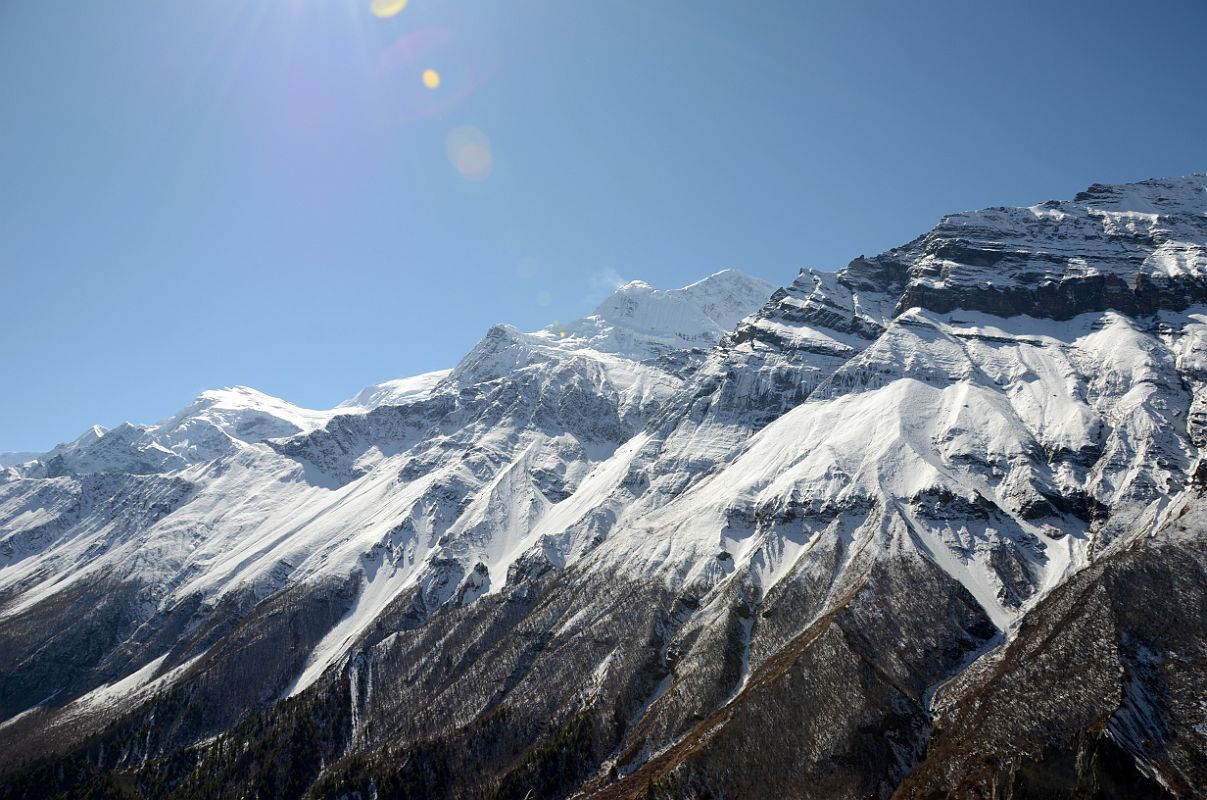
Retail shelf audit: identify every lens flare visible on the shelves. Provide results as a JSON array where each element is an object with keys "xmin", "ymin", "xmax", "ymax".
[
  {"xmin": 445, "ymin": 125, "xmax": 493, "ymax": 181},
  {"xmin": 536, "ymin": 291, "xmax": 553, "ymax": 307},
  {"xmin": 374, "ymin": 29, "xmax": 483, "ymax": 125},
  {"xmin": 370, "ymin": 0, "xmax": 408, "ymax": 18}
]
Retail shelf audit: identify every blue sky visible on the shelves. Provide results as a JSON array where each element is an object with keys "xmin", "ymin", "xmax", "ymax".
[{"xmin": 2, "ymin": 0, "xmax": 1205, "ymax": 452}]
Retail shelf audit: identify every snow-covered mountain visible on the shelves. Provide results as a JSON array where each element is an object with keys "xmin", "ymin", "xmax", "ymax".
[
  {"xmin": 2, "ymin": 177, "xmax": 1206, "ymax": 799},
  {"xmin": 337, "ymin": 370, "xmax": 452, "ymax": 412},
  {"xmin": 549, "ymin": 270, "xmax": 778, "ymax": 357},
  {"xmin": 1, "ymin": 387, "xmax": 332, "ymax": 479},
  {"xmin": 0, "ymin": 373, "xmax": 460, "ymax": 481}
]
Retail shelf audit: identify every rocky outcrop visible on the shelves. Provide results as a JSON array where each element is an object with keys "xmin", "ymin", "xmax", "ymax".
[{"xmin": 843, "ymin": 174, "xmax": 1207, "ymax": 321}]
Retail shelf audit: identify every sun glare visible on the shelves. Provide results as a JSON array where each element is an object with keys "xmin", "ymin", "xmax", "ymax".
[
  {"xmin": 370, "ymin": 0, "xmax": 408, "ymax": 19},
  {"xmin": 422, "ymin": 68, "xmax": 441, "ymax": 90}
]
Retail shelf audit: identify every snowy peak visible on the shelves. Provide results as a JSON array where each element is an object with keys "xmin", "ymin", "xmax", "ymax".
[
  {"xmin": 449, "ymin": 323, "xmax": 542, "ymax": 385},
  {"xmin": 167, "ymin": 386, "xmax": 330, "ymax": 435},
  {"xmin": 669, "ymin": 268, "xmax": 783, "ymax": 332},
  {"xmin": 72, "ymin": 425, "xmax": 108, "ymax": 446},
  {"xmin": 5, "ymin": 269, "xmax": 772, "ymax": 472},
  {"xmin": 588, "ymin": 268, "xmax": 777, "ymax": 338},
  {"xmin": 5, "ymin": 369, "xmax": 458, "ymax": 478},
  {"xmin": 447, "ymin": 270, "xmax": 775, "ymax": 386},
  {"xmin": 0, "ymin": 425, "xmax": 107, "ymax": 469},
  {"xmin": 338, "ymin": 370, "xmax": 452, "ymax": 411},
  {"xmin": 145, "ymin": 386, "xmax": 336, "ymax": 464},
  {"xmin": 544, "ymin": 268, "xmax": 776, "ymax": 358},
  {"xmin": 11, "ymin": 387, "xmax": 333, "ymax": 477}
]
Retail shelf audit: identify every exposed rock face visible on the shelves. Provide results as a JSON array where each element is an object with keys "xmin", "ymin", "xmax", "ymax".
[
  {"xmin": 2, "ymin": 176, "xmax": 1207, "ymax": 799},
  {"xmin": 845, "ymin": 174, "xmax": 1207, "ymax": 322}
]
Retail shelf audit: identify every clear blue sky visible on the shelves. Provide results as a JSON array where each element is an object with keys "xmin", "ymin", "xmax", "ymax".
[{"xmin": 3, "ymin": 0, "xmax": 1205, "ymax": 452}]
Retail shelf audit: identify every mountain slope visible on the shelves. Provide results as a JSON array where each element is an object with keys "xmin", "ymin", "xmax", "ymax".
[
  {"xmin": 0, "ymin": 268, "xmax": 775, "ymax": 718},
  {"xmin": 2, "ymin": 175, "xmax": 1206, "ymax": 800}
]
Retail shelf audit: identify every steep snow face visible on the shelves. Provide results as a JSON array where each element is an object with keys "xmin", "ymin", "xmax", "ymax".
[
  {"xmin": 231, "ymin": 273, "xmax": 780, "ymax": 691},
  {"xmin": 498, "ymin": 269, "xmax": 898, "ymax": 583},
  {"xmin": 562, "ymin": 305, "xmax": 1197, "ymax": 632}
]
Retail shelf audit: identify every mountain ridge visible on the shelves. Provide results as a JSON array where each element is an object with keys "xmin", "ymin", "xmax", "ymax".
[
  {"xmin": 1, "ymin": 268, "xmax": 775, "ymax": 478},
  {"xmin": 1, "ymin": 172, "xmax": 1205, "ymax": 799}
]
